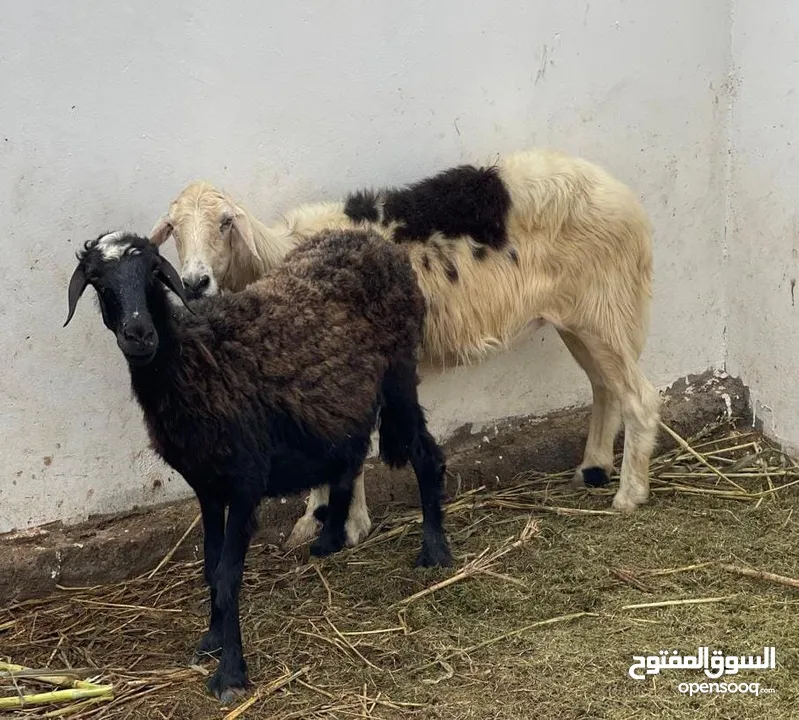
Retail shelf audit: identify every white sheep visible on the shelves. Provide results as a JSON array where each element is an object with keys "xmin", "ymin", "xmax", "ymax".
[{"xmin": 151, "ymin": 148, "xmax": 660, "ymax": 549}]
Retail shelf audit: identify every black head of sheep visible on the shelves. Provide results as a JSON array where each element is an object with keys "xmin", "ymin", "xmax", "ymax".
[{"xmin": 64, "ymin": 231, "xmax": 192, "ymax": 365}]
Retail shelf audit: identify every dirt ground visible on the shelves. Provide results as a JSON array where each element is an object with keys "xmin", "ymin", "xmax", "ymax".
[{"xmin": 2, "ymin": 420, "xmax": 798, "ymax": 719}]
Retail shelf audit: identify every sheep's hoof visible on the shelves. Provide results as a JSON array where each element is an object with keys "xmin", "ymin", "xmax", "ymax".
[
  {"xmin": 283, "ymin": 512, "xmax": 322, "ymax": 551},
  {"xmin": 581, "ymin": 466, "xmax": 611, "ymax": 488},
  {"xmin": 190, "ymin": 629, "xmax": 223, "ymax": 665},
  {"xmin": 207, "ymin": 659, "xmax": 248, "ymax": 704},
  {"xmin": 310, "ymin": 532, "xmax": 345, "ymax": 558},
  {"xmin": 218, "ymin": 687, "xmax": 247, "ymax": 705},
  {"xmin": 571, "ymin": 466, "xmax": 613, "ymax": 490},
  {"xmin": 416, "ymin": 535, "xmax": 453, "ymax": 568},
  {"xmin": 611, "ymin": 488, "xmax": 648, "ymax": 513},
  {"xmin": 345, "ymin": 508, "xmax": 372, "ymax": 547}
]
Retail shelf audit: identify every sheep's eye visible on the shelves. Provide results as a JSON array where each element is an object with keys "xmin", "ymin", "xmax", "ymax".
[{"xmin": 220, "ymin": 217, "xmax": 233, "ymax": 231}]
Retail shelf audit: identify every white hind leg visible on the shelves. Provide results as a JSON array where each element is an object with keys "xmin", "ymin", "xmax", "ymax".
[
  {"xmin": 344, "ymin": 469, "xmax": 371, "ymax": 547},
  {"xmin": 284, "ymin": 470, "xmax": 371, "ymax": 550},
  {"xmin": 557, "ymin": 330, "xmax": 622, "ymax": 489},
  {"xmin": 284, "ymin": 486, "xmax": 328, "ymax": 550},
  {"xmin": 612, "ymin": 374, "xmax": 659, "ymax": 512},
  {"xmin": 572, "ymin": 332, "xmax": 660, "ymax": 512}
]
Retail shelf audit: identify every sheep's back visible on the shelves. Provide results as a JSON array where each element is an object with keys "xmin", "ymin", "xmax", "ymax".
[{"xmin": 195, "ymin": 229, "xmax": 423, "ymax": 442}]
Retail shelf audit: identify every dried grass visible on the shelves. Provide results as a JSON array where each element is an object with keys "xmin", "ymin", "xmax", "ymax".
[{"xmin": 2, "ymin": 419, "xmax": 799, "ymax": 719}]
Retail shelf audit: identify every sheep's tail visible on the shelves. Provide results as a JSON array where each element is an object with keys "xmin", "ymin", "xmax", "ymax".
[
  {"xmin": 377, "ymin": 405, "xmax": 412, "ymax": 469},
  {"xmin": 377, "ymin": 360, "xmax": 443, "ymax": 471}
]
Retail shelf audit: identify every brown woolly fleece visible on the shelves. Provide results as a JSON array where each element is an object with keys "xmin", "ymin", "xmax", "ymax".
[{"xmin": 165, "ymin": 227, "xmax": 425, "ymax": 445}]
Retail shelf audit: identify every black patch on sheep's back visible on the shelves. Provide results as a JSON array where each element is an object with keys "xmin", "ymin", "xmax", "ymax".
[
  {"xmin": 344, "ymin": 190, "xmax": 380, "ymax": 223},
  {"xmin": 376, "ymin": 164, "xmax": 511, "ymax": 248},
  {"xmin": 508, "ymin": 247, "xmax": 519, "ymax": 266},
  {"xmin": 582, "ymin": 467, "xmax": 610, "ymax": 488},
  {"xmin": 472, "ymin": 245, "xmax": 488, "ymax": 261}
]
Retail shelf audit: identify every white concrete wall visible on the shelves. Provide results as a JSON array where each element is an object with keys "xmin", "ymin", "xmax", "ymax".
[
  {"xmin": 0, "ymin": 0, "xmax": 731, "ymax": 533},
  {"xmin": 727, "ymin": 0, "xmax": 799, "ymax": 452}
]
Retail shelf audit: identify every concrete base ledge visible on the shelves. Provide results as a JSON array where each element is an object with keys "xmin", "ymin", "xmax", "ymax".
[{"xmin": 0, "ymin": 370, "xmax": 748, "ymax": 604}]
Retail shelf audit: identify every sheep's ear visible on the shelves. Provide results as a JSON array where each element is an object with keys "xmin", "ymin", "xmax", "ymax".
[
  {"xmin": 231, "ymin": 208, "xmax": 259, "ymax": 259},
  {"xmin": 64, "ymin": 265, "xmax": 88, "ymax": 327},
  {"xmin": 156, "ymin": 255, "xmax": 194, "ymax": 312},
  {"xmin": 150, "ymin": 216, "xmax": 174, "ymax": 247}
]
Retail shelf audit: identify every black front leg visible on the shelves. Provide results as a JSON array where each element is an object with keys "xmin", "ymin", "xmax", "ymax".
[
  {"xmin": 192, "ymin": 493, "xmax": 225, "ymax": 664},
  {"xmin": 310, "ymin": 473, "xmax": 352, "ymax": 557},
  {"xmin": 206, "ymin": 497, "xmax": 257, "ymax": 703},
  {"xmin": 311, "ymin": 437, "xmax": 369, "ymax": 558}
]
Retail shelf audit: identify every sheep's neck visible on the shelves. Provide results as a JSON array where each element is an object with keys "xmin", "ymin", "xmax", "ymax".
[
  {"xmin": 251, "ymin": 215, "xmax": 296, "ymax": 268},
  {"xmin": 225, "ymin": 213, "xmax": 295, "ymax": 293}
]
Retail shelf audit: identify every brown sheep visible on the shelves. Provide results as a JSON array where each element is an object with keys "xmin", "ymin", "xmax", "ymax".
[{"xmin": 64, "ymin": 228, "xmax": 452, "ymax": 702}]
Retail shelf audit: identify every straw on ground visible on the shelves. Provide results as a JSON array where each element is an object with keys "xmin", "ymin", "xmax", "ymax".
[{"xmin": 2, "ymin": 419, "xmax": 798, "ymax": 719}]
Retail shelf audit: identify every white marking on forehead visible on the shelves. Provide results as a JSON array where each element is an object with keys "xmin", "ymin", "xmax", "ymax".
[
  {"xmin": 132, "ymin": 310, "xmax": 140, "ymax": 318},
  {"xmin": 94, "ymin": 231, "xmax": 140, "ymax": 261},
  {"xmin": 95, "ymin": 231, "xmax": 129, "ymax": 260}
]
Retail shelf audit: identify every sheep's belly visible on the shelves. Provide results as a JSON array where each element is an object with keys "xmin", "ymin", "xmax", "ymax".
[{"xmin": 421, "ymin": 314, "xmax": 547, "ymax": 365}]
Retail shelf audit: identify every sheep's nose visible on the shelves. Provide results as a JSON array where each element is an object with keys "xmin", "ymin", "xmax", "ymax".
[
  {"xmin": 122, "ymin": 323, "xmax": 155, "ymax": 345},
  {"xmin": 183, "ymin": 274, "xmax": 211, "ymax": 298}
]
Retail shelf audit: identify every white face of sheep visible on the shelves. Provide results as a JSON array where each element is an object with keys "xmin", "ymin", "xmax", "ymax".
[{"xmin": 149, "ymin": 182, "xmax": 257, "ymax": 299}]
